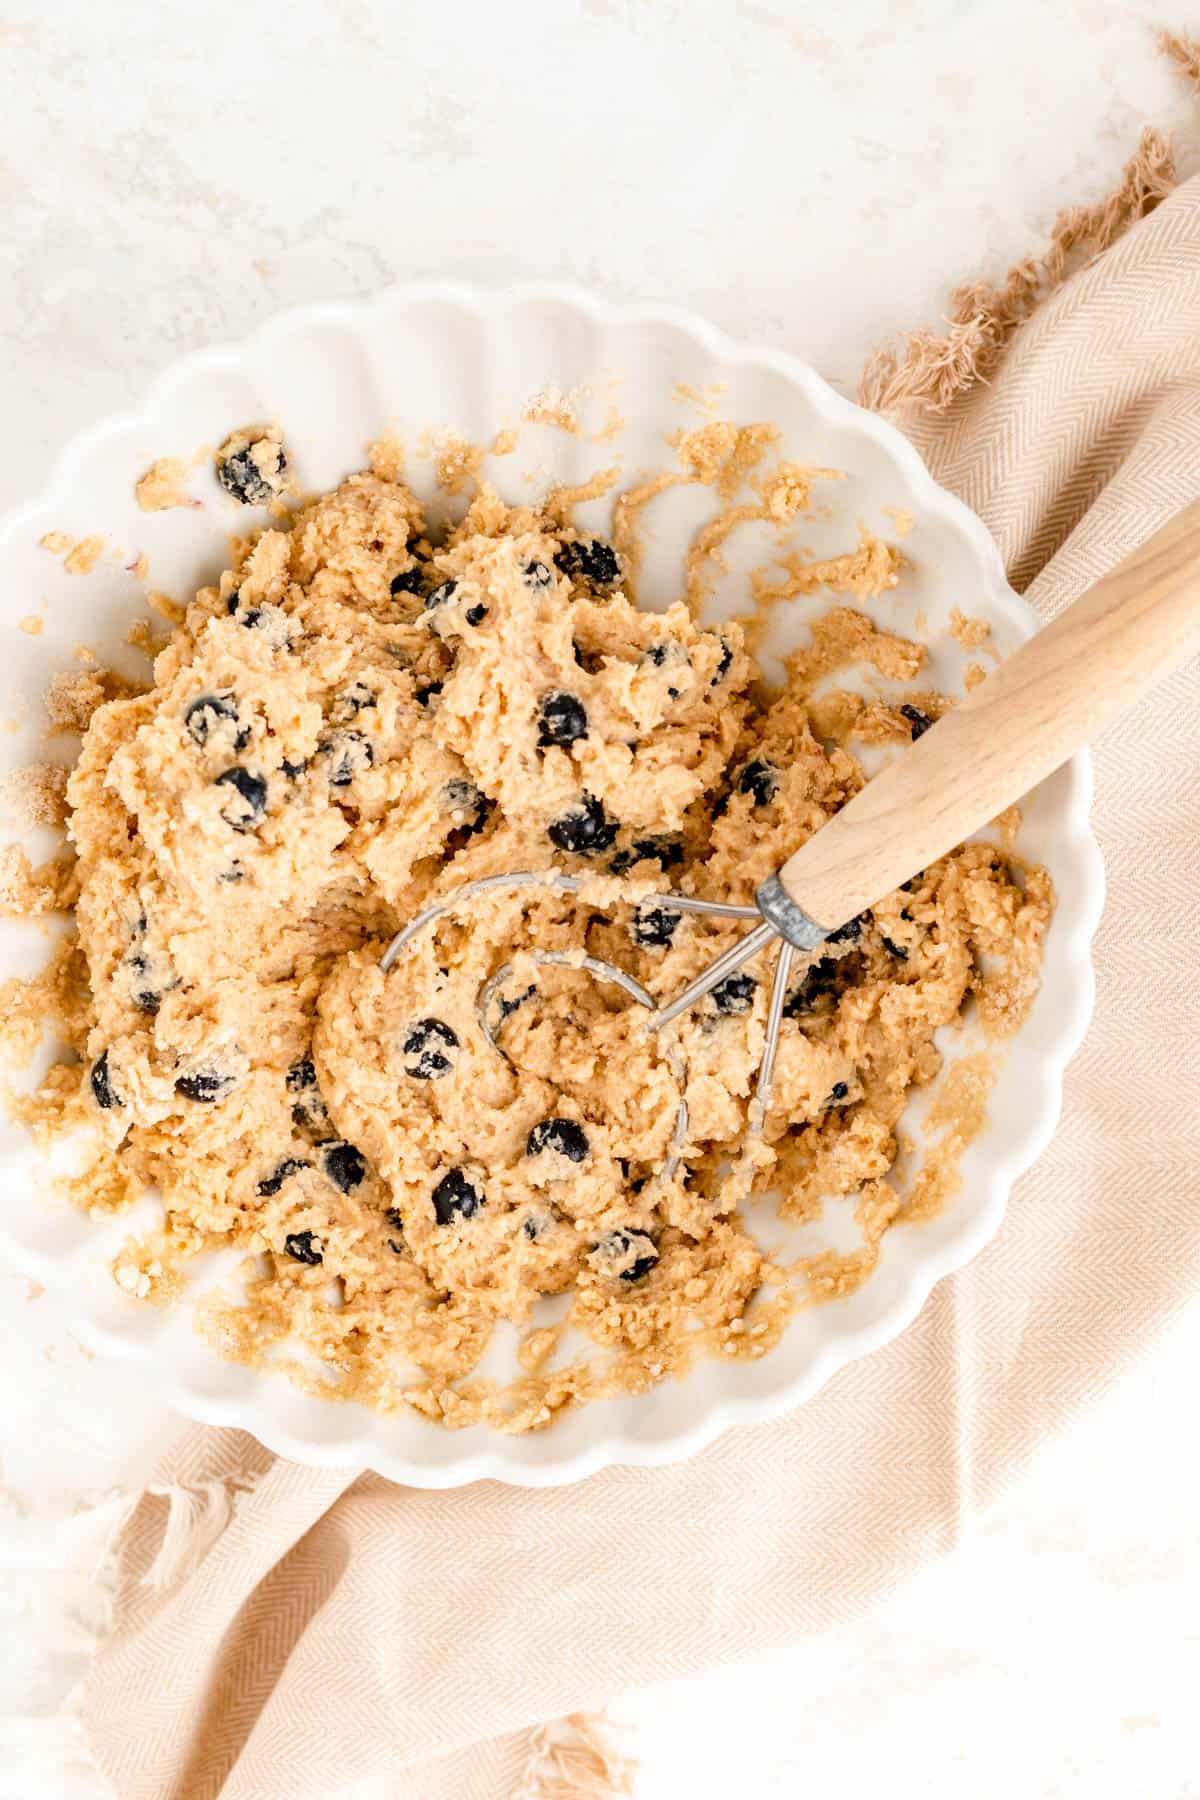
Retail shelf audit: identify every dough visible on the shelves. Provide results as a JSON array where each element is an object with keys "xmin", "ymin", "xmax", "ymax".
[{"xmin": 9, "ymin": 448, "xmax": 1052, "ymax": 1433}]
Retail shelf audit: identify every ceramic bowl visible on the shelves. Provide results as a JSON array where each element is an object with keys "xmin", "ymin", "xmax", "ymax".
[{"xmin": 0, "ymin": 283, "xmax": 1104, "ymax": 1486}]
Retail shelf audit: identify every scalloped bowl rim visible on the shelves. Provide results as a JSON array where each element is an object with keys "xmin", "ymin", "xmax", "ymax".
[{"xmin": 0, "ymin": 281, "xmax": 1105, "ymax": 1487}]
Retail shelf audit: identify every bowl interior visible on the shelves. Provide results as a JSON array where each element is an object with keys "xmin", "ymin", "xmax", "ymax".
[{"xmin": 0, "ymin": 288, "xmax": 1101, "ymax": 1484}]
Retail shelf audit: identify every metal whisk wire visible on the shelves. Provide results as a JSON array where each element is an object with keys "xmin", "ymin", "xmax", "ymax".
[{"xmin": 378, "ymin": 871, "xmax": 797, "ymax": 1184}]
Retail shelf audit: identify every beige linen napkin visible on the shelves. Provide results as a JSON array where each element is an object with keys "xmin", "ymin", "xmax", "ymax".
[{"xmin": 79, "ymin": 159, "xmax": 1200, "ymax": 1800}]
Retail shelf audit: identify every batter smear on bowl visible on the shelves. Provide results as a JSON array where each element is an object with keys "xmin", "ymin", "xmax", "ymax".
[{"xmin": 1, "ymin": 435, "xmax": 1052, "ymax": 1432}]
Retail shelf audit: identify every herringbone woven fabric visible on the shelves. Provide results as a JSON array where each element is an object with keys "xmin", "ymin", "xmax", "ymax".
[{"xmin": 84, "ymin": 178, "xmax": 1200, "ymax": 1800}]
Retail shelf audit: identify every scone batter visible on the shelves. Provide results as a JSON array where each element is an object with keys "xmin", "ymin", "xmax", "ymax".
[{"xmin": 9, "ymin": 446, "xmax": 1052, "ymax": 1432}]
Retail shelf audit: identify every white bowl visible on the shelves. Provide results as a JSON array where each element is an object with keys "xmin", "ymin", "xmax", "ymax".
[{"xmin": 0, "ymin": 283, "xmax": 1104, "ymax": 1487}]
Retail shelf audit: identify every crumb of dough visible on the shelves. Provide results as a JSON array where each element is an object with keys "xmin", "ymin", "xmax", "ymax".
[
  {"xmin": 672, "ymin": 380, "xmax": 728, "ymax": 417},
  {"xmin": 2, "ymin": 761, "xmax": 69, "ymax": 827},
  {"xmin": 949, "ymin": 605, "xmax": 991, "ymax": 648},
  {"xmin": 612, "ymin": 424, "xmax": 835, "ymax": 596},
  {"xmin": 125, "ymin": 617, "xmax": 171, "ymax": 658},
  {"xmin": 73, "ymin": 644, "xmax": 99, "ymax": 667},
  {"xmin": 542, "ymin": 465, "xmax": 621, "ymax": 526},
  {"xmin": 40, "ymin": 531, "xmax": 74, "ymax": 556},
  {"xmin": 0, "ymin": 845, "xmax": 78, "ymax": 916},
  {"xmin": 518, "ymin": 1323, "xmax": 565, "ymax": 1373},
  {"xmin": 2, "ymin": 439, "xmax": 1051, "ymax": 1433},
  {"xmin": 63, "ymin": 537, "xmax": 106, "ymax": 576},
  {"xmin": 145, "ymin": 590, "xmax": 186, "ymax": 626},
  {"xmin": 683, "ymin": 461, "xmax": 843, "ymax": 613},
  {"xmin": 45, "ymin": 666, "xmax": 139, "ymax": 734},
  {"xmin": 592, "ymin": 405, "xmax": 624, "ymax": 444},
  {"xmin": 135, "ymin": 456, "xmax": 199, "ymax": 512},
  {"xmin": 673, "ymin": 421, "xmax": 779, "ymax": 500},
  {"xmin": 904, "ymin": 1053, "xmax": 995, "ymax": 1223},
  {"xmin": 368, "ymin": 432, "xmax": 405, "ymax": 483},
  {"xmin": 883, "ymin": 505, "xmax": 914, "ymax": 536},
  {"xmin": 964, "ymin": 661, "xmax": 987, "ymax": 691},
  {"xmin": 215, "ymin": 424, "xmax": 289, "ymax": 506},
  {"xmin": 19, "ymin": 615, "xmax": 43, "ymax": 636},
  {"xmin": 129, "ymin": 552, "xmax": 150, "ymax": 582},
  {"xmin": 753, "ymin": 526, "xmax": 901, "ymax": 611},
  {"xmin": 435, "ymin": 434, "xmax": 485, "ymax": 496},
  {"xmin": 992, "ymin": 804, "xmax": 1022, "ymax": 846},
  {"xmin": 491, "ymin": 427, "xmax": 519, "ymax": 457},
  {"xmin": 523, "ymin": 386, "xmax": 583, "ymax": 435},
  {"xmin": 787, "ymin": 605, "xmax": 926, "ymax": 697}
]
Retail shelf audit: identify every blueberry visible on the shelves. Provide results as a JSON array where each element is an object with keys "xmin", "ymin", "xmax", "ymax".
[
  {"xmin": 525, "ymin": 560, "xmax": 553, "ymax": 587},
  {"xmin": 281, "ymin": 758, "xmax": 307, "ymax": 781},
  {"xmin": 555, "ymin": 538, "xmax": 620, "ymax": 587},
  {"xmin": 711, "ymin": 973, "xmax": 756, "ymax": 1015},
  {"xmin": 496, "ymin": 982, "xmax": 536, "ymax": 1023},
  {"xmin": 322, "ymin": 1141, "xmax": 366, "ymax": 1192},
  {"xmin": 90, "ymin": 1049, "xmax": 121, "ymax": 1110},
  {"xmin": 527, "ymin": 1118, "xmax": 590, "ymax": 1162},
  {"xmin": 522, "ymin": 1211, "xmax": 552, "ymax": 1241},
  {"xmin": 783, "ymin": 957, "xmax": 842, "ymax": 1018},
  {"xmin": 215, "ymin": 766, "xmax": 268, "ymax": 831},
  {"xmin": 880, "ymin": 937, "xmax": 909, "ymax": 960},
  {"xmin": 124, "ymin": 947, "xmax": 173, "ymax": 1014},
  {"xmin": 186, "ymin": 692, "xmax": 248, "ymax": 750},
  {"xmin": 329, "ymin": 681, "xmax": 375, "ymax": 723},
  {"xmin": 547, "ymin": 795, "xmax": 616, "ymax": 855},
  {"xmin": 900, "ymin": 703, "xmax": 934, "ymax": 740},
  {"xmin": 826, "ymin": 914, "xmax": 865, "ymax": 945},
  {"xmin": 390, "ymin": 567, "xmax": 424, "ymax": 596},
  {"xmin": 737, "ymin": 760, "xmax": 778, "ymax": 806},
  {"xmin": 464, "ymin": 603, "xmax": 488, "ymax": 626},
  {"xmin": 402, "ymin": 1017, "xmax": 459, "ymax": 1080},
  {"xmin": 414, "ymin": 681, "xmax": 443, "ymax": 708},
  {"xmin": 710, "ymin": 637, "xmax": 734, "ymax": 686},
  {"xmin": 226, "ymin": 590, "xmax": 241, "ymax": 615},
  {"xmin": 385, "ymin": 1206, "xmax": 407, "ymax": 1253},
  {"xmin": 432, "ymin": 1167, "xmax": 484, "ymax": 1225},
  {"xmin": 257, "ymin": 1157, "xmax": 311, "ymax": 1197},
  {"xmin": 284, "ymin": 1229, "xmax": 323, "ymax": 1265},
  {"xmin": 443, "ymin": 778, "xmax": 492, "ymax": 836},
  {"xmin": 827, "ymin": 1081, "xmax": 850, "ymax": 1104},
  {"xmin": 175, "ymin": 1067, "xmax": 235, "ymax": 1103},
  {"xmin": 321, "ymin": 729, "xmax": 373, "ymax": 788},
  {"xmin": 217, "ymin": 442, "xmax": 287, "ymax": 506},
  {"xmin": 424, "ymin": 579, "xmax": 458, "ymax": 613},
  {"xmin": 288, "ymin": 1058, "xmax": 329, "ymax": 1130},
  {"xmin": 632, "ymin": 905, "xmax": 681, "ymax": 948},
  {"xmin": 646, "ymin": 642, "xmax": 671, "ymax": 667},
  {"xmin": 226, "ymin": 592, "xmax": 290, "ymax": 639},
  {"xmin": 609, "ymin": 835, "xmax": 685, "ymax": 876},
  {"xmin": 593, "ymin": 1227, "xmax": 658, "ymax": 1283},
  {"xmin": 537, "ymin": 692, "xmax": 588, "ymax": 749}
]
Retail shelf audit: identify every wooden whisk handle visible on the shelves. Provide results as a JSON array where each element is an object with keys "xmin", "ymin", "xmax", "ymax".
[{"xmin": 768, "ymin": 499, "xmax": 1200, "ymax": 934}]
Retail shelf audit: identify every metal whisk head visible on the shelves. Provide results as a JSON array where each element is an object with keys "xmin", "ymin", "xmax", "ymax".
[{"xmin": 379, "ymin": 870, "xmax": 810, "ymax": 1177}]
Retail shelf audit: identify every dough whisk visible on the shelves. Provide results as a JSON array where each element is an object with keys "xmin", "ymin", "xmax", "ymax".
[{"xmin": 382, "ymin": 501, "xmax": 1200, "ymax": 1166}]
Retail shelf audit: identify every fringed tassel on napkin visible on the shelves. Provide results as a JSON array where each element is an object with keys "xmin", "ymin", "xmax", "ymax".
[
  {"xmin": 857, "ymin": 123, "xmax": 1176, "ymax": 413},
  {"xmin": 856, "ymin": 25, "xmax": 1200, "ymax": 417},
  {"xmin": 512, "ymin": 1712, "xmax": 635, "ymax": 1800}
]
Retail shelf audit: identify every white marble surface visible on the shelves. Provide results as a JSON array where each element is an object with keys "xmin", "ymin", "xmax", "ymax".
[{"xmin": 2, "ymin": 0, "xmax": 1200, "ymax": 1792}]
